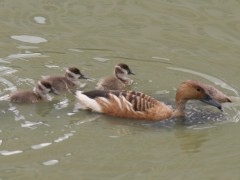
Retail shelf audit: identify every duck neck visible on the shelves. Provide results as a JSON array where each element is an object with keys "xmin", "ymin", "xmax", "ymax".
[
  {"xmin": 115, "ymin": 72, "xmax": 129, "ymax": 83},
  {"xmin": 173, "ymin": 100, "xmax": 187, "ymax": 117},
  {"xmin": 33, "ymin": 87, "xmax": 49, "ymax": 100},
  {"xmin": 173, "ymin": 87, "xmax": 188, "ymax": 117},
  {"xmin": 65, "ymin": 74, "xmax": 78, "ymax": 85}
]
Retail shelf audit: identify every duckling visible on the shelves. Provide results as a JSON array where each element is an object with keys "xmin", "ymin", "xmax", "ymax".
[
  {"xmin": 9, "ymin": 80, "xmax": 58, "ymax": 103},
  {"xmin": 75, "ymin": 80, "xmax": 222, "ymax": 121},
  {"xmin": 96, "ymin": 63, "xmax": 135, "ymax": 90},
  {"xmin": 202, "ymin": 84, "xmax": 231, "ymax": 103},
  {"xmin": 43, "ymin": 67, "xmax": 87, "ymax": 94}
]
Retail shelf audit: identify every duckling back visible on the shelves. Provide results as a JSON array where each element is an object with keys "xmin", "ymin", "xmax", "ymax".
[
  {"xmin": 9, "ymin": 80, "xmax": 56, "ymax": 104},
  {"xmin": 10, "ymin": 90, "xmax": 41, "ymax": 103},
  {"xmin": 44, "ymin": 76, "xmax": 75, "ymax": 93},
  {"xmin": 96, "ymin": 63, "xmax": 135, "ymax": 91},
  {"xmin": 96, "ymin": 77, "xmax": 126, "ymax": 90},
  {"xmin": 42, "ymin": 67, "xmax": 87, "ymax": 94}
]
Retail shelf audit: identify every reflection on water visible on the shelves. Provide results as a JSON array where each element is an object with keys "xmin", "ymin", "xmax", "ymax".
[
  {"xmin": 0, "ymin": 0, "xmax": 240, "ymax": 179},
  {"xmin": 175, "ymin": 128, "xmax": 210, "ymax": 153}
]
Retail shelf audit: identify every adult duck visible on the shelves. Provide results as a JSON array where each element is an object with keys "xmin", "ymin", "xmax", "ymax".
[{"xmin": 75, "ymin": 80, "xmax": 222, "ymax": 121}]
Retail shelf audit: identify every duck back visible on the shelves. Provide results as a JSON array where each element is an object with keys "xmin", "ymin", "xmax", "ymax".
[
  {"xmin": 44, "ymin": 76, "xmax": 75, "ymax": 93},
  {"xmin": 96, "ymin": 77, "xmax": 126, "ymax": 90}
]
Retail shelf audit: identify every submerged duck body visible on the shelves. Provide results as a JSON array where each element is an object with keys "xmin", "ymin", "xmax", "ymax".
[
  {"xmin": 76, "ymin": 80, "xmax": 222, "ymax": 121},
  {"xmin": 10, "ymin": 80, "xmax": 57, "ymax": 104},
  {"xmin": 96, "ymin": 63, "xmax": 135, "ymax": 90},
  {"xmin": 43, "ymin": 67, "xmax": 87, "ymax": 94}
]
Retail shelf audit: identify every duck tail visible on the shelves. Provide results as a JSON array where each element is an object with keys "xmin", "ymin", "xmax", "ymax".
[{"xmin": 75, "ymin": 91, "xmax": 102, "ymax": 112}]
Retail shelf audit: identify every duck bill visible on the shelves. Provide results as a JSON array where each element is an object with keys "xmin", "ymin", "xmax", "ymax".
[
  {"xmin": 50, "ymin": 88, "xmax": 59, "ymax": 95},
  {"xmin": 201, "ymin": 94, "xmax": 222, "ymax": 111},
  {"xmin": 128, "ymin": 70, "xmax": 135, "ymax": 75},
  {"xmin": 79, "ymin": 74, "xmax": 88, "ymax": 79}
]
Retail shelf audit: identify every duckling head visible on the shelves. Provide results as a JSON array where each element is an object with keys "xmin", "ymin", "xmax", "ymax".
[
  {"xmin": 34, "ymin": 80, "xmax": 59, "ymax": 96},
  {"xmin": 114, "ymin": 63, "xmax": 135, "ymax": 82},
  {"xmin": 115, "ymin": 63, "xmax": 135, "ymax": 75},
  {"xmin": 175, "ymin": 80, "xmax": 222, "ymax": 116},
  {"xmin": 66, "ymin": 67, "xmax": 87, "ymax": 82}
]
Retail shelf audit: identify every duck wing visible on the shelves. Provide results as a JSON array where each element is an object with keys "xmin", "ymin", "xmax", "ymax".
[{"xmin": 76, "ymin": 90, "xmax": 173, "ymax": 120}]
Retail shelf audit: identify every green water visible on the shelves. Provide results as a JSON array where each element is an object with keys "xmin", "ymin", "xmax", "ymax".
[{"xmin": 1, "ymin": 0, "xmax": 240, "ymax": 179}]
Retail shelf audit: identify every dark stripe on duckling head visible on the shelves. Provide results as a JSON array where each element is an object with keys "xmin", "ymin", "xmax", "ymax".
[
  {"xmin": 117, "ymin": 63, "xmax": 134, "ymax": 75},
  {"xmin": 117, "ymin": 63, "xmax": 129, "ymax": 70},
  {"xmin": 40, "ymin": 81, "xmax": 52, "ymax": 89},
  {"xmin": 68, "ymin": 67, "xmax": 81, "ymax": 75}
]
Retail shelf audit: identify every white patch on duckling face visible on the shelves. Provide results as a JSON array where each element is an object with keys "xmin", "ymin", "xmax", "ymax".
[
  {"xmin": 33, "ymin": 81, "xmax": 53, "ymax": 100},
  {"xmin": 34, "ymin": 82, "xmax": 47, "ymax": 95},
  {"xmin": 115, "ymin": 66, "xmax": 129, "ymax": 81},
  {"xmin": 66, "ymin": 69, "xmax": 81, "ymax": 82}
]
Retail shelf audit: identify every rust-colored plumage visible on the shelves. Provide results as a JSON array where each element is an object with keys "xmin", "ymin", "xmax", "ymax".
[
  {"xmin": 76, "ymin": 80, "xmax": 223, "ymax": 121},
  {"xmin": 82, "ymin": 90, "xmax": 172, "ymax": 120}
]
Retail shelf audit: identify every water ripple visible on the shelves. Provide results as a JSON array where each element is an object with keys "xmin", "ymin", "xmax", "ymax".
[
  {"xmin": 167, "ymin": 66, "xmax": 239, "ymax": 95},
  {"xmin": 0, "ymin": 150, "xmax": 22, "ymax": 156},
  {"xmin": 33, "ymin": 16, "xmax": 46, "ymax": 24},
  {"xmin": 42, "ymin": 159, "xmax": 59, "ymax": 166},
  {"xmin": 21, "ymin": 121, "xmax": 45, "ymax": 129},
  {"xmin": 0, "ymin": 52, "xmax": 48, "ymax": 62},
  {"xmin": 31, "ymin": 143, "xmax": 52, "ymax": 150},
  {"xmin": 11, "ymin": 35, "xmax": 47, "ymax": 44},
  {"xmin": 54, "ymin": 133, "xmax": 74, "ymax": 143}
]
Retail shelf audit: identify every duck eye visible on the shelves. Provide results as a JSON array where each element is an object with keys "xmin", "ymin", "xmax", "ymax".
[
  {"xmin": 68, "ymin": 74, "xmax": 74, "ymax": 78},
  {"xmin": 196, "ymin": 88, "xmax": 201, "ymax": 92}
]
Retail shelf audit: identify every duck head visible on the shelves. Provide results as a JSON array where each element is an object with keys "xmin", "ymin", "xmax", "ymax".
[
  {"xmin": 66, "ymin": 67, "xmax": 88, "ymax": 81},
  {"xmin": 175, "ymin": 80, "xmax": 222, "ymax": 117},
  {"xmin": 34, "ymin": 80, "xmax": 59, "ymax": 96},
  {"xmin": 114, "ymin": 63, "xmax": 135, "ymax": 82}
]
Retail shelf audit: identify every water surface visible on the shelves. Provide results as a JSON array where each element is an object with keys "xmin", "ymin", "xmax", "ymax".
[{"xmin": 1, "ymin": 0, "xmax": 240, "ymax": 179}]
